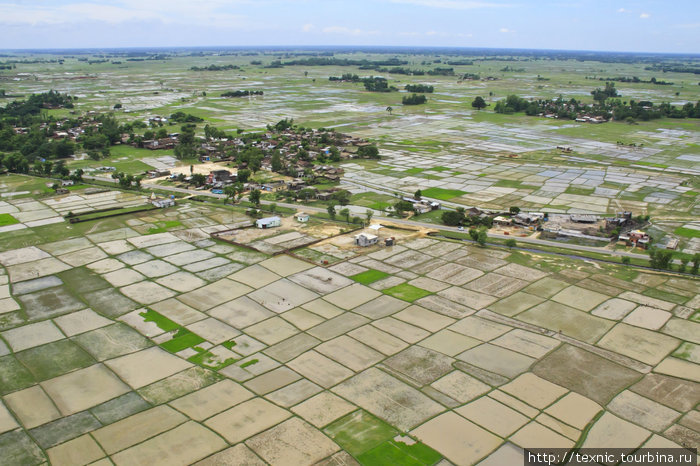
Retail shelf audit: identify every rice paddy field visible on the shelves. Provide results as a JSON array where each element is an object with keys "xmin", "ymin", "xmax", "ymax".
[
  {"xmin": 2, "ymin": 48, "xmax": 697, "ymax": 251},
  {"xmin": 0, "ymin": 49, "xmax": 699, "ymax": 464},
  {"xmin": 0, "ymin": 181, "xmax": 697, "ymax": 465}
]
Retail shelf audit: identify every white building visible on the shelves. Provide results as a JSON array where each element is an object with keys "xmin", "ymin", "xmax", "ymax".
[
  {"xmin": 355, "ymin": 233, "xmax": 379, "ymax": 247},
  {"xmin": 256, "ymin": 216, "xmax": 281, "ymax": 229}
]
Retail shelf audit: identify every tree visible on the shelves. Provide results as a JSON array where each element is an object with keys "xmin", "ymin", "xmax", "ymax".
[
  {"xmin": 414, "ymin": 189, "xmax": 422, "ymax": 200},
  {"xmin": 70, "ymin": 168, "xmax": 84, "ymax": 183},
  {"xmin": 477, "ymin": 228, "xmax": 488, "ymax": 246},
  {"xmin": 174, "ymin": 143, "xmax": 196, "ymax": 160},
  {"xmin": 224, "ymin": 184, "xmax": 241, "ymax": 204},
  {"xmin": 621, "ymin": 256, "xmax": 631, "ymax": 265},
  {"xmin": 394, "ymin": 200, "xmax": 414, "ymax": 217},
  {"xmin": 339, "ymin": 208, "xmax": 350, "ymax": 223},
  {"xmin": 649, "ymin": 247, "xmax": 673, "ymax": 270},
  {"xmin": 469, "ymin": 228, "xmax": 479, "ymax": 241},
  {"xmin": 249, "ymin": 189, "xmax": 261, "ymax": 206},
  {"xmin": 509, "ymin": 206, "xmax": 520, "ymax": 214},
  {"xmin": 386, "ymin": 106, "xmax": 393, "ymax": 115},
  {"xmin": 441, "ymin": 210, "xmax": 463, "ymax": 226},
  {"xmin": 505, "ymin": 239, "xmax": 516, "ymax": 248},
  {"xmin": 327, "ymin": 204, "xmax": 336, "ymax": 220},
  {"xmin": 271, "ymin": 152, "xmax": 283, "ymax": 172},
  {"xmin": 236, "ymin": 169, "xmax": 251, "ymax": 184},
  {"xmin": 691, "ymin": 253, "xmax": 700, "ymax": 275},
  {"xmin": 331, "ymin": 190, "xmax": 350, "ymax": 206},
  {"xmin": 365, "ymin": 209, "xmax": 373, "ymax": 225},
  {"xmin": 471, "ymin": 96, "xmax": 487, "ymax": 110},
  {"xmin": 190, "ymin": 173, "xmax": 206, "ymax": 187},
  {"xmin": 679, "ymin": 258, "xmax": 689, "ymax": 273},
  {"xmin": 356, "ymin": 145, "xmax": 380, "ymax": 159}
]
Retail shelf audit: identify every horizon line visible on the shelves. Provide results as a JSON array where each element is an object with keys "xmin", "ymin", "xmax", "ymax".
[{"xmin": 1, "ymin": 45, "xmax": 699, "ymax": 57}]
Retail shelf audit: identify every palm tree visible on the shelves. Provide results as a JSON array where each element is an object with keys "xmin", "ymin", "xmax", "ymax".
[{"xmin": 386, "ymin": 106, "xmax": 393, "ymax": 116}]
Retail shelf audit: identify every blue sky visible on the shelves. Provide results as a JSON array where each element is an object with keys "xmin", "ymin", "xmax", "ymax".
[{"xmin": 0, "ymin": 0, "xmax": 698, "ymax": 53}]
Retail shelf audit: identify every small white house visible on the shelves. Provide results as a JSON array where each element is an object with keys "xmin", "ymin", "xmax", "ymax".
[
  {"xmin": 355, "ymin": 233, "xmax": 379, "ymax": 247},
  {"xmin": 256, "ymin": 216, "xmax": 281, "ymax": 229},
  {"xmin": 295, "ymin": 212, "xmax": 309, "ymax": 223},
  {"xmin": 152, "ymin": 198, "xmax": 175, "ymax": 208}
]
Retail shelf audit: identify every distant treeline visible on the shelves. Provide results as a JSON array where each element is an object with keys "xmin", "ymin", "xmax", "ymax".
[
  {"xmin": 588, "ymin": 76, "xmax": 674, "ymax": 85},
  {"xmin": 405, "ymin": 84, "xmax": 433, "ymax": 93},
  {"xmin": 645, "ymin": 64, "xmax": 700, "ymax": 74},
  {"xmin": 0, "ymin": 90, "xmax": 75, "ymax": 119},
  {"xmin": 190, "ymin": 64, "xmax": 239, "ymax": 71},
  {"xmin": 361, "ymin": 66, "xmax": 454, "ymax": 76},
  {"xmin": 267, "ymin": 57, "xmax": 409, "ymax": 68},
  {"xmin": 329, "ymin": 74, "xmax": 397, "ymax": 92},
  {"xmin": 221, "ymin": 90, "xmax": 263, "ymax": 97},
  {"xmin": 170, "ymin": 111, "xmax": 204, "ymax": 123},
  {"xmin": 492, "ymin": 93, "xmax": 700, "ymax": 121},
  {"xmin": 500, "ymin": 66, "xmax": 525, "ymax": 72},
  {"xmin": 402, "ymin": 94, "xmax": 427, "ymax": 105}
]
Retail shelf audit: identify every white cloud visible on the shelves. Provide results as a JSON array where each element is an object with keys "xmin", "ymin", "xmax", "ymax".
[
  {"xmin": 0, "ymin": 0, "xmax": 249, "ymax": 27},
  {"xmin": 499, "ymin": 27, "xmax": 511, "ymax": 32},
  {"xmin": 322, "ymin": 26, "xmax": 379, "ymax": 36},
  {"xmin": 617, "ymin": 7, "xmax": 625, "ymax": 12},
  {"xmin": 389, "ymin": 0, "xmax": 511, "ymax": 9},
  {"xmin": 302, "ymin": 23, "xmax": 314, "ymax": 32},
  {"xmin": 640, "ymin": 12, "xmax": 650, "ymax": 18}
]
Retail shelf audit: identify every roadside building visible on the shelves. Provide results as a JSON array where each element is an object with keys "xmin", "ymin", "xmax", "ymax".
[
  {"xmin": 355, "ymin": 233, "xmax": 379, "ymax": 247},
  {"xmin": 256, "ymin": 216, "xmax": 281, "ymax": 229}
]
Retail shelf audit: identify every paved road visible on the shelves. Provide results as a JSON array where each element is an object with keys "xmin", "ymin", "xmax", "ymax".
[{"xmin": 92, "ymin": 175, "xmax": 653, "ymax": 263}]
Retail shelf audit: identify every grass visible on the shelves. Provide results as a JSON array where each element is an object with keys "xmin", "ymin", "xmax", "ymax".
[
  {"xmin": 642, "ymin": 288, "xmax": 687, "ymax": 305},
  {"xmin": 187, "ymin": 348, "xmax": 237, "ymax": 370},
  {"xmin": 221, "ymin": 340, "xmax": 237, "ymax": 350},
  {"xmin": 674, "ymin": 227, "xmax": 700, "ymax": 238},
  {"xmin": 147, "ymin": 220, "xmax": 183, "ymax": 235},
  {"xmin": 15, "ymin": 340, "xmax": 95, "ymax": 381},
  {"xmin": 493, "ymin": 179, "xmax": 522, "ymax": 188},
  {"xmin": 357, "ymin": 439, "xmax": 442, "ymax": 466},
  {"xmin": 160, "ymin": 329, "xmax": 205, "ymax": 353},
  {"xmin": 324, "ymin": 411, "xmax": 398, "ymax": 457},
  {"xmin": 0, "ymin": 355, "xmax": 36, "ymax": 395},
  {"xmin": 383, "ymin": 283, "xmax": 432, "ymax": 302},
  {"xmin": 672, "ymin": 342, "xmax": 697, "ymax": 361},
  {"xmin": 70, "ymin": 204, "xmax": 156, "ymax": 222},
  {"xmin": 404, "ymin": 167, "xmax": 423, "ymax": 175},
  {"xmin": 139, "ymin": 309, "xmax": 180, "ymax": 332},
  {"xmin": 421, "ymin": 187, "xmax": 467, "ymax": 200},
  {"xmin": 565, "ymin": 186, "xmax": 595, "ymax": 196},
  {"xmin": 0, "ymin": 213, "xmax": 19, "ymax": 227},
  {"xmin": 351, "ymin": 269, "xmax": 390, "ymax": 285}
]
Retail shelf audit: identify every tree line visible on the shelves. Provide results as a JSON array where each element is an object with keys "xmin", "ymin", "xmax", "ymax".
[{"xmin": 221, "ymin": 90, "xmax": 264, "ymax": 97}]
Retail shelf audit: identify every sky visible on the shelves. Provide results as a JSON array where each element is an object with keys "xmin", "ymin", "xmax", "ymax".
[{"xmin": 0, "ymin": 0, "xmax": 698, "ymax": 53}]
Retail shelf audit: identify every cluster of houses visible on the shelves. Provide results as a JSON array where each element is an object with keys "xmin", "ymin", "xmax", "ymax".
[
  {"xmin": 14, "ymin": 112, "xmax": 103, "ymax": 141},
  {"xmin": 619, "ymin": 230, "xmax": 651, "ymax": 249},
  {"xmin": 400, "ymin": 197, "xmax": 441, "ymax": 214}
]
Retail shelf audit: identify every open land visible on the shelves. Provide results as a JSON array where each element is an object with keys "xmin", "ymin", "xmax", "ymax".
[{"xmin": 0, "ymin": 48, "xmax": 698, "ymax": 465}]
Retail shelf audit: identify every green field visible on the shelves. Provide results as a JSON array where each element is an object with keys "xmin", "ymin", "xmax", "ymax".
[
  {"xmin": 0, "ymin": 213, "xmax": 19, "ymax": 226},
  {"xmin": 383, "ymin": 283, "xmax": 432, "ymax": 302},
  {"xmin": 351, "ymin": 269, "xmax": 390, "ymax": 285},
  {"xmin": 421, "ymin": 188, "xmax": 468, "ymax": 201},
  {"xmin": 674, "ymin": 227, "xmax": 700, "ymax": 238}
]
